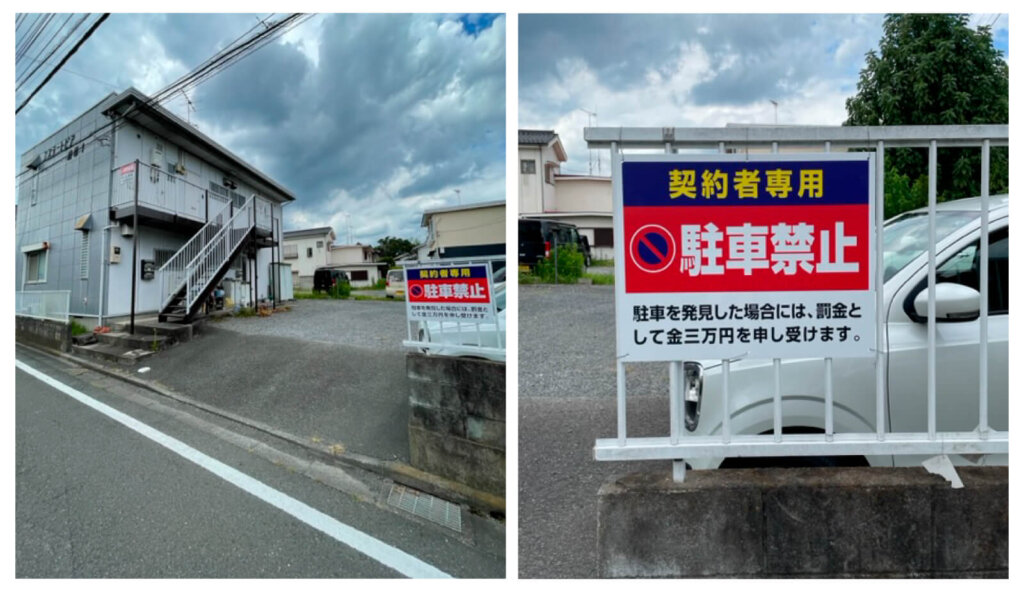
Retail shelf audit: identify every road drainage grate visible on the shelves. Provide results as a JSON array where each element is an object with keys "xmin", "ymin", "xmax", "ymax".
[{"xmin": 386, "ymin": 484, "xmax": 462, "ymax": 533}]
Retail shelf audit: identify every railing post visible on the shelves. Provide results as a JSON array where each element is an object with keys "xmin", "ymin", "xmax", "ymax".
[
  {"xmin": 130, "ymin": 159, "xmax": 139, "ymax": 335},
  {"xmin": 979, "ymin": 139, "xmax": 990, "ymax": 437},
  {"xmin": 927, "ymin": 140, "xmax": 937, "ymax": 439}
]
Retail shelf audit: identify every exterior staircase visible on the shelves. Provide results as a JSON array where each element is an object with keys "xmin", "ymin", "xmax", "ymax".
[{"xmin": 158, "ymin": 195, "xmax": 258, "ymax": 323}]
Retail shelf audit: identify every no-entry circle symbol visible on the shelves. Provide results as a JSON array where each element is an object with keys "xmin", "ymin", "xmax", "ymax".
[
  {"xmin": 410, "ymin": 284, "xmax": 424, "ymax": 298},
  {"xmin": 629, "ymin": 224, "xmax": 676, "ymax": 273}
]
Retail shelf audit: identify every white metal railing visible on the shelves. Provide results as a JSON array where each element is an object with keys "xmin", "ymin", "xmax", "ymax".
[
  {"xmin": 587, "ymin": 124, "xmax": 1009, "ymax": 481},
  {"xmin": 159, "ymin": 195, "xmax": 256, "ymax": 315},
  {"xmin": 401, "ymin": 256, "xmax": 506, "ymax": 362},
  {"xmin": 15, "ymin": 290, "xmax": 71, "ymax": 322},
  {"xmin": 158, "ymin": 197, "xmax": 235, "ymax": 311},
  {"xmin": 111, "ymin": 161, "xmax": 213, "ymax": 223}
]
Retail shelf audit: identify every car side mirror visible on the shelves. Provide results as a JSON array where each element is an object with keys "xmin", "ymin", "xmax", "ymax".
[{"xmin": 912, "ymin": 282, "xmax": 981, "ymax": 322}]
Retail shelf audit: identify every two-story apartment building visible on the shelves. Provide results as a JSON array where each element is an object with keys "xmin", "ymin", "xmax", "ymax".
[
  {"xmin": 518, "ymin": 129, "xmax": 614, "ymax": 260},
  {"xmin": 281, "ymin": 227, "xmax": 335, "ymax": 290},
  {"xmin": 15, "ymin": 88, "xmax": 294, "ymax": 327}
]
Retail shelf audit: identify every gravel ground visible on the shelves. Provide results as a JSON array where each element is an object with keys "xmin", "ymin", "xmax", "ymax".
[
  {"xmin": 518, "ymin": 283, "xmax": 670, "ymax": 403},
  {"xmin": 212, "ymin": 297, "xmax": 409, "ymax": 352},
  {"xmin": 518, "ymin": 283, "xmax": 676, "ymax": 578}
]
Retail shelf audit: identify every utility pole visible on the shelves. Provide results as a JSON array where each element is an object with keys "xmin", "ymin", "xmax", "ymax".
[
  {"xmin": 770, "ymin": 99, "xmax": 778, "ymax": 125},
  {"xmin": 578, "ymin": 108, "xmax": 597, "ymax": 175}
]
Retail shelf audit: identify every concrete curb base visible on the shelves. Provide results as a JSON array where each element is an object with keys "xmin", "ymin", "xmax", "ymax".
[
  {"xmin": 17, "ymin": 341, "xmax": 505, "ymax": 517},
  {"xmin": 598, "ymin": 466, "xmax": 1007, "ymax": 578}
]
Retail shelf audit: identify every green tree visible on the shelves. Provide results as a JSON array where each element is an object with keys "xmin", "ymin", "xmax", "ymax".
[
  {"xmin": 374, "ymin": 236, "xmax": 418, "ymax": 268},
  {"xmin": 845, "ymin": 14, "xmax": 1008, "ymax": 214}
]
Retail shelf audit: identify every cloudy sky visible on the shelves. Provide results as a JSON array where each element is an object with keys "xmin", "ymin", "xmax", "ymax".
[
  {"xmin": 14, "ymin": 13, "xmax": 505, "ymax": 245},
  {"xmin": 519, "ymin": 13, "xmax": 1009, "ymax": 177}
]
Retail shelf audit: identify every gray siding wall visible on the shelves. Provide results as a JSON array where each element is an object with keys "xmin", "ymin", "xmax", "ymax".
[{"xmin": 16, "ymin": 99, "xmax": 114, "ymax": 318}]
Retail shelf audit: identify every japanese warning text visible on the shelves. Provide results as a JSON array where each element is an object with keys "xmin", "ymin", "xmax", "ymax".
[{"xmin": 616, "ymin": 155, "xmax": 876, "ymax": 360}]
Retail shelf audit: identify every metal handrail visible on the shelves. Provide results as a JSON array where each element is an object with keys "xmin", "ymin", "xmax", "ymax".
[
  {"xmin": 158, "ymin": 198, "xmax": 235, "ymax": 311},
  {"xmin": 181, "ymin": 194, "xmax": 256, "ymax": 313}
]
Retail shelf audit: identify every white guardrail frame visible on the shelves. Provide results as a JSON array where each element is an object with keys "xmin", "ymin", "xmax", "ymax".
[
  {"xmin": 401, "ymin": 256, "xmax": 506, "ymax": 361},
  {"xmin": 587, "ymin": 125, "xmax": 1009, "ymax": 482}
]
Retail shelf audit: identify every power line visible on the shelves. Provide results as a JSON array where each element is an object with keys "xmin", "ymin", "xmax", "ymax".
[
  {"xmin": 17, "ymin": 14, "xmax": 110, "ymax": 115},
  {"xmin": 16, "ymin": 14, "xmax": 89, "ymax": 92},
  {"xmin": 16, "ymin": 13, "xmax": 313, "ymax": 182},
  {"xmin": 16, "ymin": 14, "xmax": 55, "ymax": 62}
]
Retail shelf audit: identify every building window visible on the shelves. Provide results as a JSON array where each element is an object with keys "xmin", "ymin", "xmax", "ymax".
[
  {"xmin": 307, "ymin": 247, "xmax": 313, "ymax": 258},
  {"xmin": 350, "ymin": 270, "xmax": 369, "ymax": 282},
  {"xmin": 26, "ymin": 250, "xmax": 48, "ymax": 284},
  {"xmin": 316, "ymin": 240, "xmax": 324, "ymax": 248},
  {"xmin": 283, "ymin": 244, "xmax": 298, "ymax": 259},
  {"xmin": 521, "ymin": 159, "xmax": 536, "ymax": 174},
  {"xmin": 80, "ymin": 232, "xmax": 90, "ymax": 279},
  {"xmin": 594, "ymin": 228, "xmax": 614, "ymax": 247},
  {"xmin": 209, "ymin": 182, "xmax": 229, "ymax": 198}
]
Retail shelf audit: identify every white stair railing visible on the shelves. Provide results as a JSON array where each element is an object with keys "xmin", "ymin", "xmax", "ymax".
[
  {"xmin": 158, "ymin": 198, "xmax": 234, "ymax": 311},
  {"xmin": 159, "ymin": 195, "xmax": 256, "ymax": 316},
  {"xmin": 182, "ymin": 195, "xmax": 256, "ymax": 313}
]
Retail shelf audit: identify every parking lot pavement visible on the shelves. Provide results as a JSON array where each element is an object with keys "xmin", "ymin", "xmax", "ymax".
[
  {"xmin": 133, "ymin": 298, "xmax": 414, "ymax": 463},
  {"xmin": 220, "ymin": 298, "xmax": 409, "ymax": 351},
  {"xmin": 518, "ymin": 284, "xmax": 677, "ymax": 578}
]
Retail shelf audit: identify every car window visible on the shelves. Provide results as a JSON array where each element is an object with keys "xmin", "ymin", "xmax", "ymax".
[
  {"xmin": 883, "ymin": 211, "xmax": 979, "ymax": 282},
  {"xmin": 935, "ymin": 226, "xmax": 1008, "ymax": 314}
]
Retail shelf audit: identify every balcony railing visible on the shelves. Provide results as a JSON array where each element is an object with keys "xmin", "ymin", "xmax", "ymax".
[{"xmin": 111, "ymin": 161, "xmax": 226, "ymax": 223}]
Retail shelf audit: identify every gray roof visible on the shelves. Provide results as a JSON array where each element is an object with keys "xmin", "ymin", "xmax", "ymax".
[
  {"xmin": 102, "ymin": 87, "xmax": 296, "ymax": 202},
  {"xmin": 519, "ymin": 129, "xmax": 559, "ymax": 145},
  {"xmin": 283, "ymin": 227, "xmax": 335, "ymax": 239}
]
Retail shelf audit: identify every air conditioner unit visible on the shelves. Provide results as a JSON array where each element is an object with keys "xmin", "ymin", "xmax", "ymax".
[{"xmin": 120, "ymin": 223, "xmax": 134, "ymax": 237}]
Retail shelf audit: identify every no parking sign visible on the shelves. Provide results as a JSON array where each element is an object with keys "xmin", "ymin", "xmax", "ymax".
[{"xmin": 615, "ymin": 153, "xmax": 877, "ymax": 361}]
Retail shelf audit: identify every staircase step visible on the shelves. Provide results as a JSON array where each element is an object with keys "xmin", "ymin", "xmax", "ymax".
[
  {"xmin": 95, "ymin": 331, "xmax": 175, "ymax": 351},
  {"xmin": 72, "ymin": 342, "xmax": 155, "ymax": 366},
  {"xmin": 112, "ymin": 320, "xmax": 196, "ymax": 342}
]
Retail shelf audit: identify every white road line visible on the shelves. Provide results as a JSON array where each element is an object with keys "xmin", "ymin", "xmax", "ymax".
[{"xmin": 15, "ymin": 359, "xmax": 452, "ymax": 579}]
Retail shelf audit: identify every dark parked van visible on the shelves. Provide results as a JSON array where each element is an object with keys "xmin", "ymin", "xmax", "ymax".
[
  {"xmin": 518, "ymin": 218, "xmax": 592, "ymax": 270},
  {"xmin": 313, "ymin": 267, "xmax": 350, "ymax": 293}
]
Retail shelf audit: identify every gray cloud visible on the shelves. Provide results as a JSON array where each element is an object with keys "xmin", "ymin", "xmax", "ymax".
[
  {"xmin": 15, "ymin": 13, "xmax": 505, "ymax": 245},
  {"xmin": 519, "ymin": 14, "xmax": 895, "ymax": 176}
]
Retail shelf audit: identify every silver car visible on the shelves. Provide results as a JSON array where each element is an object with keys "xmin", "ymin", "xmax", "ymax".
[{"xmin": 686, "ymin": 195, "xmax": 1008, "ymax": 469}]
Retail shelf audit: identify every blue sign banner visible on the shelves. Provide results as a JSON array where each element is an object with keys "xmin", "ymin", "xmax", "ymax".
[{"xmin": 622, "ymin": 159, "xmax": 870, "ymax": 207}]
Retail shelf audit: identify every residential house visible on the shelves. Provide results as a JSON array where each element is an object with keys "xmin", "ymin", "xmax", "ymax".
[
  {"xmin": 518, "ymin": 129, "xmax": 614, "ymax": 261},
  {"xmin": 327, "ymin": 243, "xmax": 384, "ymax": 288},
  {"xmin": 282, "ymin": 227, "xmax": 335, "ymax": 290},
  {"xmin": 420, "ymin": 200, "xmax": 505, "ymax": 260},
  {"xmin": 15, "ymin": 88, "xmax": 293, "ymax": 327}
]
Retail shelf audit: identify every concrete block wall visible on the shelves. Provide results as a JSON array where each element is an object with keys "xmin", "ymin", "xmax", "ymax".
[
  {"xmin": 406, "ymin": 353, "xmax": 505, "ymax": 497},
  {"xmin": 598, "ymin": 466, "xmax": 1007, "ymax": 578},
  {"xmin": 16, "ymin": 317, "xmax": 72, "ymax": 353}
]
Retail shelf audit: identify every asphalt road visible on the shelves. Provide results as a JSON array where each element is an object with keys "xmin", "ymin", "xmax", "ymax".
[
  {"xmin": 519, "ymin": 284, "xmax": 676, "ymax": 578},
  {"xmin": 16, "ymin": 346, "xmax": 503, "ymax": 578},
  {"xmin": 134, "ymin": 298, "xmax": 413, "ymax": 463}
]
